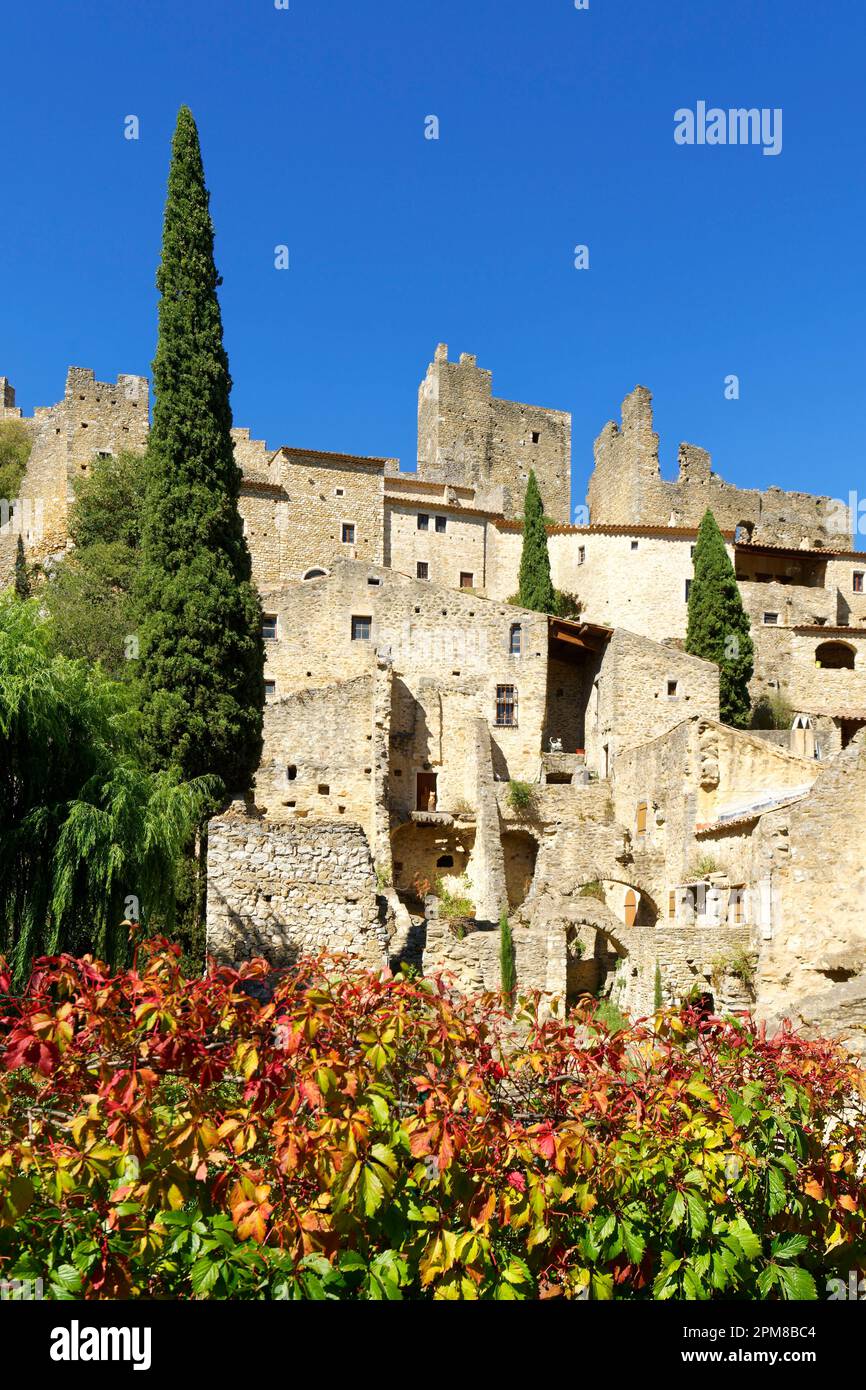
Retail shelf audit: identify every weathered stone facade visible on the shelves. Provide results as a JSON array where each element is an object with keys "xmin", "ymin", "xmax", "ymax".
[{"xmin": 6, "ymin": 345, "xmax": 866, "ymax": 1051}]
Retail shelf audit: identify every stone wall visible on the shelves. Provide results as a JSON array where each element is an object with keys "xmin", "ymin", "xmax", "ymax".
[
  {"xmin": 384, "ymin": 499, "xmax": 490, "ymax": 592},
  {"xmin": 587, "ymin": 385, "xmax": 850, "ymax": 548},
  {"xmin": 416, "ymin": 344, "xmax": 571, "ymax": 523},
  {"xmin": 206, "ymin": 810, "xmax": 388, "ymax": 968}
]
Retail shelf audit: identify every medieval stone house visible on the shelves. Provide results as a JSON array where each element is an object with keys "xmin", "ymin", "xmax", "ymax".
[{"xmin": 4, "ymin": 347, "xmax": 866, "ymax": 1049}]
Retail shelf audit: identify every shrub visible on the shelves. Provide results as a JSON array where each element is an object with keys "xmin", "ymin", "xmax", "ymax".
[
  {"xmin": 507, "ymin": 780, "xmax": 537, "ymax": 815},
  {"xmin": 0, "ymin": 937, "xmax": 863, "ymax": 1301},
  {"xmin": 579, "ymin": 880, "xmax": 605, "ymax": 902},
  {"xmin": 711, "ymin": 949, "xmax": 757, "ymax": 994},
  {"xmin": 750, "ymin": 693, "xmax": 794, "ymax": 731},
  {"xmin": 689, "ymin": 853, "xmax": 724, "ymax": 880},
  {"xmin": 435, "ymin": 876, "xmax": 475, "ymax": 921}
]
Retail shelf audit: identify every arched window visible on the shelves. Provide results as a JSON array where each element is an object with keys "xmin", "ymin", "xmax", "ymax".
[
  {"xmin": 815, "ymin": 641, "xmax": 855, "ymax": 670},
  {"xmin": 734, "ymin": 521, "xmax": 754, "ymax": 544},
  {"xmin": 302, "ymin": 567, "xmax": 328, "ymax": 580},
  {"xmin": 509, "ymin": 623, "xmax": 522, "ymax": 655},
  {"xmin": 624, "ymin": 889, "xmax": 638, "ymax": 928}
]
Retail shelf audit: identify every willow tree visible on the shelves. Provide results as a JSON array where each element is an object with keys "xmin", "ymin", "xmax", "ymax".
[
  {"xmin": 134, "ymin": 106, "xmax": 264, "ymax": 788},
  {"xmin": 0, "ymin": 598, "xmax": 217, "ymax": 980},
  {"xmin": 686, "ymin": 509, "xmax": 754, "ymax": 727}
]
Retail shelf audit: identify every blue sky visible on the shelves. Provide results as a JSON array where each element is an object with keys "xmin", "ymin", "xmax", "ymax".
[{"xmin": 1, "ymin": 0, "xmax": 864, "ymax": 514}]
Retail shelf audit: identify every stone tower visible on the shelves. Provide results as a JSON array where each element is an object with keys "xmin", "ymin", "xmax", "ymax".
[{"xmin": 416, "ymin": 344, "xmax": 571, "ymax": 523}]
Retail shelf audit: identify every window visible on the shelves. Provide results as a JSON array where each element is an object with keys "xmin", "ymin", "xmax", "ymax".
[
  {"xmin": 690, "ymin": 545, "xmax": 696, "ymax": 558},
  {"xmin": 287, "ymin": 765, "xmax": 297, "ymax": 781},
  {"xmin": 624, "ymin": 890, "xmax": 638, "ymax": 927},
  {"xmin": 303, "ymin": 568, "xmax": 327, "ymax": 580},
  {"xmin": 417, "ymin": 513, "xmax": 430, "ymax": 531},
  {"xmin": 635, "ymin": 802, "xmax": 648, "ymax": 836},
  {"xmin": 460, "ymin": 572, "xmax": 474, "ymax": 589},
  {"xmin": 318, "ymin": 784, "xmax": 330, "ymax": 796},
  {"xmin": 262, "ymin": 614, "xmax": 277, "ymax": 640},
  {"xmin": 531, "ymin": 431, "xmax": 540, "ymax": 444},
  {"xmin": 436, "ymin": 855, "xmax": 454, "ymax": 868},
  {"xmin": 334, "ymin": 487, "xmax": 345, "ymax": 497},
  {"xmin": 509, "ymin": 623, "xmax": 522, "ymax": 655},
  {"xmin": 730, "ymin": 888, "xmax": 744, "ymax": 924},
  {"xmin": 685, "ymin": 579, "xmax": 692, "ymax": 601},
  {"xmin": 435, "ymin": 516, "xmax": 447, "ymax": 533},
  {"xmin": 416, "ymin": 561, "xmax": 429, "ymax": 580},
  {"xmin": 367, "ymin": 576, "xmax": 381, "ymax": 586},
  {"xmin": 668, "ymin": 890, "xmax": 676, "ymax": 919},
  {"xmin": 734, "ymin": 521, "xmax": 754, "ymax": 543},
  {"xmin": 578, "ymin": 546, "xmax": 586, "ymax": 565},
  {"xmin": 666, "ymin": 679, "xmax": 679, "ymax": 698},
  {"xmin": 351, "ymin": 615, "xmax": 372, "ymax": 641},
  {"xmin": 264, "ymin": 680, "xmax": 276, "ymax": 699},
  {"xmin": 763, "ymin": 612, "xmax": 779, "ymax": 625},
  {"xmin": 341, "ymin": 522, "xmax": 355, "ymax": 544},
  {"xmin": 495, "ymin": 684, "xmax": 517, "ymax": 726},
  {"xmin": 854, "ymin": 572, "xmax": 864, "ymax": 593},
  {"xmin": 630, "ymin": 540, "xmax": 639, "ymax": 551}
]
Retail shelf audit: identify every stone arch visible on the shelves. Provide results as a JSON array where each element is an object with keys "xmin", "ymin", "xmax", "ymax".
[
  {"xmin": 734, "ymin": 520, "xmax": 754, "ymax": 543},
  {"xmin": 302, "ymin": 567, "xmax": 329, "ymax": 580},
  {"xmin": 815, "ymin": 640, "xmax": 856, "ymax": 670},
  {"xmin": 501, "ymin": 829, "xmax": 539, "ymax": 910}
]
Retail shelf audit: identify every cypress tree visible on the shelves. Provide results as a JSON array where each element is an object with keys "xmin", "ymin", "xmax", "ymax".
[
  {"xmin": 135, "ymin": 107, "xmax": 264, "ymax": 788},
  {"xmin": 517, "ymin": 470, "xmax": 555, "ymax": 612},
  {"xmin": 13, "ymin": 537, "xmax": 30, "ymax": 600},
  {"xmin": 499, "ymin": 909, "xmax": 516, "ymax": 1013},
  {"xmin": 686, "ymin": 509, "xmax": 754, "ymax": 728}
]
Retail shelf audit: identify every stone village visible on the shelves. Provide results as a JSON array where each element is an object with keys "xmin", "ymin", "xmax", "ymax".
[{"xmin": 2, "ymin": 345, "xmax": 866, "ymax": 1049}]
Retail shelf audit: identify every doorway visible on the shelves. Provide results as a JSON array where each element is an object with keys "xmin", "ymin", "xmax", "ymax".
[{"xmin": 416, "ymin": 771, "xmax": 438, "ymax": 812}]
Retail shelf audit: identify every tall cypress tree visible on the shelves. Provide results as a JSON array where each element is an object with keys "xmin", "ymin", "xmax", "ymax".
[
  {"xmin": 13, "ymin": 537, "xmax": 30, "ymax": 600},
  {"xmin": 686, "ymin": 509, "xmax": 754, "ymax": 727},
  {"xmin": 517, "ymin": 470, "xmax": 556, "ymax": 612},
  {"xmin": 135, "ymin": 107, "xmax": 264, "ymax": 788}
]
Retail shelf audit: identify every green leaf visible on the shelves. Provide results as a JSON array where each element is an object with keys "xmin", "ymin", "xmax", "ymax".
[{"xmin": 776, "ymin": 1265, "xmax": 817, "ymax": 1301}]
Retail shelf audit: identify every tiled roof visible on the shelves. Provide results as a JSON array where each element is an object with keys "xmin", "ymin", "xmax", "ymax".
[
  {"xmin": 736, "ymin": 540, "xmax": 866, "ymax": 559},
  {"xmin": 495, "ymin": 521, "xmax": 735, "ymax": 539}
]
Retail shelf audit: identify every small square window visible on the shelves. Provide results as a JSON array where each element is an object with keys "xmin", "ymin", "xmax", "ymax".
[
  {"xmin": 367, "ymin": 575, "xmax": 381, "ymax": 586},
  {"xmin": 351, "ymin": 615, "xmax": 372, "ymax": 641},
  {"xmin": 631, "ymin": 540, "xmax": 639, "ymax": 551},
  {"xmin": 667, "ymin": 679, "xmax": 679, "ymax": 698},
  {"xmin": 460, "ymin": 572, "xmax": 474, "ymax": 589},
  {"xmin": 854, "ymin": 572, "xmax": 864, "ymax": 593},
  {"xmin": 318, "ymin": 784, "xmax": 330, "ymax": 796},
  {"xmin": 264, "ymin": 680, "xmax": 276, "ymax": 699},
  {"xmin": 435, "ymin": 515, "xmax": 447, "ymax": 533},
  {"xmin": 335, "ymin": 487, "xmax": 345, "ymax": 497},
  {"xmin": 763, "ymin": 612, "xmax": 779, "ymax": 626},
  {"xmin": 262, "ymin": 614, "xmax": 278, "ymax": 641},
  {"xmin": 417, "ymin": 513, "xmax": 429, "ymax": 531},
  {"xmin": 531, "ymin": 431, "xmax": 540, "ymax": 444},
  {"xmin": 342, "ymin": 522, "xmax": 355, "ymax": 544},
  {"xmin": 416, "ymin": 561, "xmax": 429, "ymax": 580}
]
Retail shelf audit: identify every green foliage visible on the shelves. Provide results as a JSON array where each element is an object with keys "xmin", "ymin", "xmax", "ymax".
[
  {"xmin": 686, "ymin": 509, "xmax": 754, "ymax": 727},
  {"xmin": 689, "ymin": 853, "xmax": 723, "ymax": 880},
  {"xmin": 0, "ymin": 598, "xmax": 217, "ymax": 979},
  {"xmin": 435, "ymin": 876, "xmax": 475, "ymax": 921},
  {"xmin": 552, "ymin": 589, "xmax": 581, "ymax": 619},
  {"xmin": 499, "ymin": 909, "xmax": 516, "ymax": 1011},
  {"xmin": 591, "ymin": 998, "xmax": 627, "ymax": 1033},
  {"xmin": 579, "ymin": 880, "xmax": 605, "ymax": 902},
  {"xmin": 13, "ymin": 538, "xmax": 30, "ymax": 600},
  {"xmin": 1, "ymin": 939, "xmax": 863, "ymax": 1301},
  {"xmin": 750, "ymin": 692, "xmax": 794, "ymax": 730},
  {"xmin": 711, "ymin": 949, "xmax": 757, "ymax": 994},
  {"xmin": 44, "ymin": 451, "xmax": 144, "ymax": 680},
  {"xmin": 507, "ymin": 779, "xmax": 537, "ymax": 815},
  {"xmin": 134, "ymin": 106, "xmax": 264, "ymax": 787},
  {"xmin": 0, "ymin": 420, "xmax": 32, "ymax": 504},
  {"xmin": 654, "ymin": 961, "xmax": 663, "ymax": 1011},
  {"xmin": 517, "ymin": 470, "xmax": 555, "ymax": 614}
]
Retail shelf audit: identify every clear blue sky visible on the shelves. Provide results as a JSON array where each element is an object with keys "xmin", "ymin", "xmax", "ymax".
[{"xmin": 1, "ymin": 0, "xmax": 864, "ymax": 514}]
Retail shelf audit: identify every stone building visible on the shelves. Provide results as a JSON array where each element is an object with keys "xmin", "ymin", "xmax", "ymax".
[{"xmin": 5, "ymin": 346, "xmax": 866, "ymax": 1051}]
